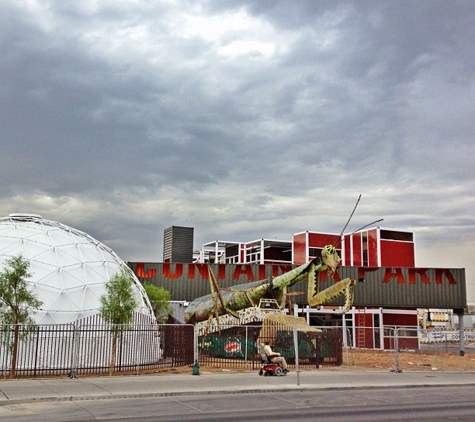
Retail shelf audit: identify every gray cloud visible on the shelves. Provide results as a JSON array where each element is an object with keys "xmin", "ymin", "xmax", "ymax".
[{"xmin": 1, "ymin": 0, "xmax": 474, "ymax": 300}]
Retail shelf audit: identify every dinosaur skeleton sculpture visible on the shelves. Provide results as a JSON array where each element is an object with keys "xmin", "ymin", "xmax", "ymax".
[{"xmin": 184, "ymin": 245, "xmax": 355, "ymax": 324}]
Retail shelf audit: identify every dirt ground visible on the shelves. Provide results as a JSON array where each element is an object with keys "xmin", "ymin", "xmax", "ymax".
[{"xmin": 341, "ymin": 348, "xmax": 475, "ymax": 372}]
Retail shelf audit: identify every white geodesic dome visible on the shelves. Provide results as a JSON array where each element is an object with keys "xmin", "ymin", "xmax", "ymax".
[{"xmin": 0, "ymin": 213, "xmax": 154, "ymax": 325}]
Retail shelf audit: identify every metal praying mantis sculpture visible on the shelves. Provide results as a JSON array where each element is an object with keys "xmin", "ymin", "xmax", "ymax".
[{"xmin": 183, "ymin": 244, "xmax": 356, "ymax": 324}]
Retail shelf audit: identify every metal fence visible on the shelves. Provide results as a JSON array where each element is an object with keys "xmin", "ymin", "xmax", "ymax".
[
  {"xmin": 197, "ymin": 325, "xmax": 343, "ymax": 370},
  {"xmin": 1, "ymin": 321, "xmax": 343, "ymax": 378},
  {"xmin": 1, "ymin": 321, "xmax": 194, "ymax": 379},
  {"xmin": 341, "ymin": 326, "xmax": 475, "ymax": 372},
  {"xmin": 3, "ymin": 318, "xmax": 473, "ymax": 378}
]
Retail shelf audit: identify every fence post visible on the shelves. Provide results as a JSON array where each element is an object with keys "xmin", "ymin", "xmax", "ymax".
[
  {"xmin": 1, "ymin": 327, "xmax": 11, "ymax": 379},
  {"xmin": 293, "ymin": 304, "xmax": 300, "ymax": 386},
  {"xmin": 458, "ymin": 311, "xmax": 465, "ymax": 357},
  {"xmin": 69, "ymin": 322, "xmax": 79, "ymax": 379},
  {"xmin": 244, "ymin": 326, "xmax": 248, "ymax": 364},
  {"xmin": 343, "ymin": 328, "xmax": 351, "ymax": 367},
  {"xmin": 393, "ymin": 328, "xmax": 401, "ymax": 373},
  {"xmin": 33, "ymin": 325, "xmax": 40, "ymax": 377},
  {"xmin": 342, "ymin": 313, "xmax": 347, "ymax": 348},
  {"xmin": 193, "ymin": 324, "xmax": 199, "ymax": 364},
  {"xmin": 136, "ymin": 328, "xmax": 142, "ymax": 375}
]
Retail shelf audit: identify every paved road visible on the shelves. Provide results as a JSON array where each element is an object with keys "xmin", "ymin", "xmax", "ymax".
[
  {"xmin": 1, "ymin": 385, "xmax": 474, "ymax": 421},
  {"xmin": 0, "ymin": 369, "xmax": 474, "ymax": 422}
]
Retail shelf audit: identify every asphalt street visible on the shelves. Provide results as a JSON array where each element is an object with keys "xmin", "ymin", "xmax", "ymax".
[{"xmin": 1, "ymin": 379, "xmax": 474, "ymax": 422}]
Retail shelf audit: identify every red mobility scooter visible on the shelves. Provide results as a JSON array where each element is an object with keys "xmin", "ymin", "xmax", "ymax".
[{"xmin": 258, "ymin": 349, "xmax": 288, "ymax": 376}]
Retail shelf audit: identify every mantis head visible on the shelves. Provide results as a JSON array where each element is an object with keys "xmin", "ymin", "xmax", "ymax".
[{"xmin": 321, "ymin": 245, "xmax": 341, "ymax": 274}]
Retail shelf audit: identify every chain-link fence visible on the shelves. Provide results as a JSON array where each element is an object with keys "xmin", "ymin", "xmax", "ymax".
[
  {"xmin": 197, "ymin": 324, "xmax": 342, "ymax": 370},
  {"xmin": 341, "ymin": 326, "xmax": 475, "ymax": 372}
]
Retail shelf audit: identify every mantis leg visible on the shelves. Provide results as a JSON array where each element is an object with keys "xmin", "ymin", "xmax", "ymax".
[{"xmin": 308, "ymin": 269, "xmax": 355, "ymax": 314}]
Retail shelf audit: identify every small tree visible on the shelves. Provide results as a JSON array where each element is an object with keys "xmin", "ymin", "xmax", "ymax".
[
  {"xmin": 99, "ymin": 267, "xmax": 138, "ymax": 375},
  {"xmin": 0, "ymin": 255, "xmax": 42, "ymax": 378},
  {"xmin": 143, "ymin": 283, "xmax": 172, "ymax": 323}
]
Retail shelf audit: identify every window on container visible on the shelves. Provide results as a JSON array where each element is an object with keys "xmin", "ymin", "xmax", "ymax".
[
  {"xmin": 247, "ymin": 252, "xmax": 260, "ymax": 263},
  {"xmin": 362, "ymin": 231, "xmax": 368, "ymax": 266},
  {"xmin": 309, "ymin": 247, "xmax": 342, "ymax": 261},
  {"xmin": 246, "ymin": 247, "xmax": 258, "ymax": 260},
  {"xmin": 380, "ymin": 230, "xmax": 413, "ymax": 242},
  {"xmin": 309, "ymin": 248, "xmax": 323, "ymax": 259}
]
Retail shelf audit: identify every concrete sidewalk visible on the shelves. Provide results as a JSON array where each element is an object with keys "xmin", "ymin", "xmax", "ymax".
[{"xmin": 1, "ymin": 369, "xmax": 474, "ymax": 405}]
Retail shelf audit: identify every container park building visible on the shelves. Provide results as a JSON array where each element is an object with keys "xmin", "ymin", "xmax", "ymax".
[{"xmin": 128, "ymin": 225, "xmax": 471, "ymax": 352}]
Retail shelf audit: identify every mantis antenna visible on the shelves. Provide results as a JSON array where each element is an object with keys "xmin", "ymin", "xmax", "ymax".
[
  {"xmin": 334, "ymin": 195, "xmax": 384, "ymax": 247},
  {"xmin": 339, "ymin": 194, "xmax": 362, "ymax": 237},
  {"xmin": 348, "ymin": 218, "xmax": 384, "ymax": 235}
]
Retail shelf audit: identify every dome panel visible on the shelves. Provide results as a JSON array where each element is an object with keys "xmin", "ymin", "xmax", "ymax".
[
  {"xmin": 28, "ymin": 260, "xmax": 57, "ymax": 279},
  {"xmin": 35, "ymin": 246, "xmax": 85, "ymax": 268},
  {"xmin": 55, "ymin": 243, "xmax": 87, "ymax": 264},
  {"xmin": 35, "ymin": 267, "xmax": 84, "ymax": 292},
  {"xmin": 33, "ymin": 274, "xmax": 63, "ymax": 292},
  {"xmin": 0, "ymin": 225, "xmax": 33, "ymax": 238},
  {"xmin": 21, "ymin": 241, "xmax": 56, "ymax": 262},
  {"xmin": 49, "ymin": 291, "xmax": 82, "ymax": 312},
  {"xmin": 77, "ymin": 243, "xmax": 109, "ymax": 263},
  {"xmin": 77, "ymin": 285, "xmax": 105, "ymax": 312},
  {"xmin": 28, "ymin": 248, "xmax": 61, "ymax": 268},
  {"xmin": 63, "ymin": 286, "xmax": 88, "ymax": 311},
  {"xmin": 82, "ymin": 264, "xmax": 110, "ymax": 286},
  {"xmin": 59, "ymin": 267, "xmax": 89, "ymax": 290},
  {"xmin": 36, "ymin": 312, "xmax": 59, "ymax": 325},
  {"xmin": 0, "ymin": 240, "xmax": 25, "ymax": 257},
  {"xmin": 45, "ymin": 229, "xmax": 77, "ymax": 246},
  {"xmin": 21, "ymin": 228, "xmax": 52, "ymax": 243},
  {"xmin": 61, "ymin": 265, "xmax": 88, "ymax": 287}
]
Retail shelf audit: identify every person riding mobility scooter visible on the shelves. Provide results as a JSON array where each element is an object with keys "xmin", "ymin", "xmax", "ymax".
[{"xmin": 258, "ymin": 341, "xmax": 289, "ymax": 376}]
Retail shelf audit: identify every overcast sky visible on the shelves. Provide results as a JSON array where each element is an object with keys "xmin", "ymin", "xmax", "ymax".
[{"xmin": 1, "ymin": 0, "xmax": 474, "ymax": 302}]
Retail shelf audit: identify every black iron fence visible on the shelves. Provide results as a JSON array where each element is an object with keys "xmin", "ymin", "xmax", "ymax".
[{"xmin": 1, "ymin": 319, "xmax": 194, "ymax": 379}]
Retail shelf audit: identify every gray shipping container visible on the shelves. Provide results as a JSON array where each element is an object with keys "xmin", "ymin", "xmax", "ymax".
[{"xmin": 128, "ymin": 262, "xmax": 466, "ymax": 312}]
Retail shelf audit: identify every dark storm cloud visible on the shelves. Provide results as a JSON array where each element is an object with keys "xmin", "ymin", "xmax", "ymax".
[{"xmin": 0, "ymin": 0, "xmax": 474, "ymax": 299}]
